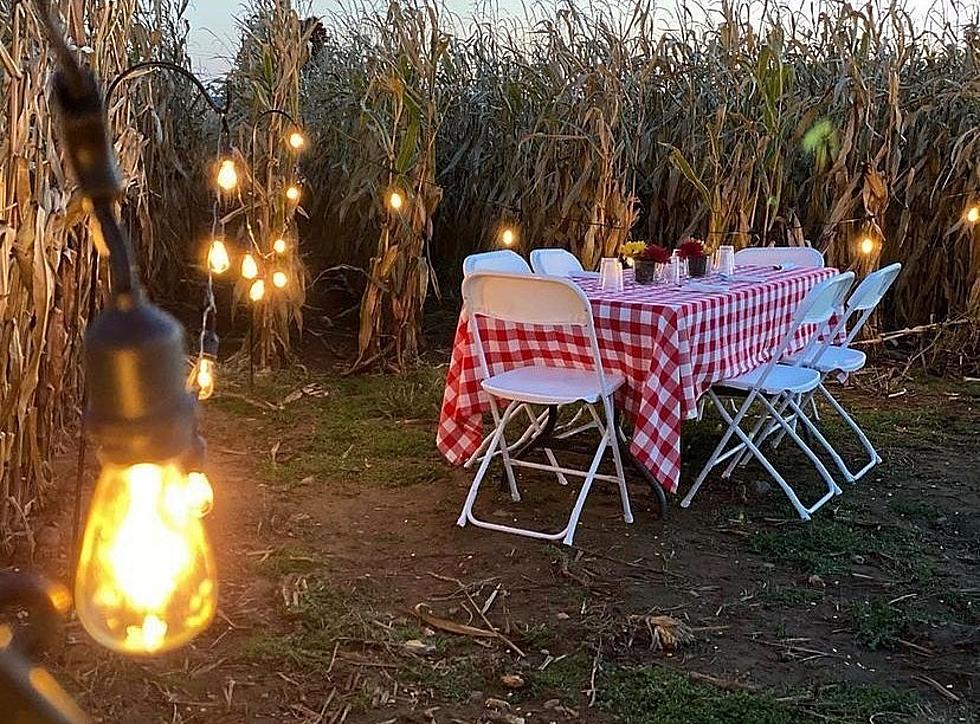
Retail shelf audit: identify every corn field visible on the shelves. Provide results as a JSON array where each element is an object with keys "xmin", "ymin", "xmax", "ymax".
[{"xmin": 0, "ymin": 0, "xmax": 196, "ymax": 547}]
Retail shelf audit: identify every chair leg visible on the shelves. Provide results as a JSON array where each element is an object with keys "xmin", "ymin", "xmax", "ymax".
[
  {"xmin": 464, "ymin": 404, "xmax": 548, "ymax": 469},
  {"xmin": 561, "ymin": 433, "xmax": 609, "ymax": 546},
  {"xmin": 523, "ymin": 406, "xmax": 570, "ymax": 487},
  {"xmin": 816, "ymin": 383, "xmax": 881, "ymax": 482},
  {"xmin": 765, "ymin": 395, "xmax": 843, "ymax": 499},
  {"xmin": 682, "ymin": 390, "xmax": 756, "ymax": 508},
  {"xmin": 603, "ymin": 397, "xmax": 633, "ymax": 525},
  {"xmin": 458, "ymin": 400, "xmax": 520, "ymax": 527}
]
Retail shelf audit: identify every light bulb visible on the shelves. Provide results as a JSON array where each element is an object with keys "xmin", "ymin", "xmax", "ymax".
[
  {"xmin": 249, "ymin": 279, "xmax": 265, "ymax": 301},
  {"xmin": 207, "ymin": 240, "xmax": 230, "ymax": 274},
  {"xmin": 285, "ymin": 185, "xmax": 301, "ymax": 202},
  {"xmin": 387, "ymin": 190, "xmax": 404, "ymax": 211},
  {"xmin": 273, "ymin": 238, "xmax": 287, "ymax": 254},
  {"xmin": 215, "ymin": 159, "xmax": 238, "ymax": 192},
  {"xmin": 195, "ymin": 358, "xmax": 215, "ymax": 400},
  {"xmin": 288, "ymin": 131, "xmax": 306, "ymax": 150},
  {"xmin": 74, "ymin": 462, "xmax": 217, "ymax": 655},
  {"xmin": 272, "ymin": 271, "xmax": 288, "ymax": 288},
  {"xmin": 500, "ymin": 227, "xmax": 517, "ymax": 247},
  {"xmin": 966, "ymin": 205, "xmax": 980, "ymax": 224},
  {"xmin": 858, "ymin": 236, "xmax": 876, "ymax": 256},
  {"xmin": 241, "ymin": 253, "xmax": 258, "ymax": 280},
  {"xmin": 185, "ymin": 472, "xmax": 214, "ymax": 518}
]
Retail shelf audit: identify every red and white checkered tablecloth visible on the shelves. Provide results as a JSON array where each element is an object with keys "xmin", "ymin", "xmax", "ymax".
[{"xmin": 436, "ymin": 265, "xmax": 837, "ymax": 494}]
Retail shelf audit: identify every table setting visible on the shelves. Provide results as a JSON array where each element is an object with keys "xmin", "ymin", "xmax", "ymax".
[{"xmin": 438, "ymin": 241, "xmax": 836, "ymax": 495}]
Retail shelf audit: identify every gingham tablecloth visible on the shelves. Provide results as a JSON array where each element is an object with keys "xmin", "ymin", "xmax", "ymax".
[{"xmin": 436, "ymin": 265, "xmax": 836, "ymax": 493}]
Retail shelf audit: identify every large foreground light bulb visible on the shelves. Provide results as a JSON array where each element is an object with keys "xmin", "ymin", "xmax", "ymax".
[
  {"xmin": 74, "ymin": 462, "xmax": 217, "ymax": 655},
  {"xmin": 216, "ymin": 159, "xmax": 238, "ymax": 192}
]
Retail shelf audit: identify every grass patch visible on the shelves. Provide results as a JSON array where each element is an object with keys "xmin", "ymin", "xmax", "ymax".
[
  {"xmin": 849, "ymin": 599, "xmax": 921, "ymax": 651},
  {"xmin": 241, "ymin": 579, "xmax": 375, "ymax": 667},
  {"xmin": 762, "ymin": 585, "xmax": 823, "ymax": 608},
  {"xmin": 403, "ymin": 656, "xmax": 485, "ymax": 702},
  {"xmin": 598, "ymin": 665, "xmax": 808, "ymax": 723},
  {"xmin": 597, "ymin": 665, "xmax": 923, "ymax": 724},
  {"xmin": 251, "ymin": 368, "xmax": 450, "ymax": 488},
  {"xmin": 889, "ymin": 498, "xmax": 942, "ymax": 524},
  {"xmin": 747, "ymin": 517, "xmax": 925, "ymax": 578},
  {"xmin": 250, "ymin": 546, "xmax": 322, "ymax": 576},
  {"xmin": 524, "ymin": 653, "xmax": 591, "ymax": 699}
]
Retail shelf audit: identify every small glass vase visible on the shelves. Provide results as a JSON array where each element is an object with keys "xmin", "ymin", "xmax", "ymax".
[
  {"xmin": 689, "ymin": 256, "xmax": 708, "ymax": 278},
  {"xmin": 634, "ymin": 259, "xmax": 657, "ymax": 284}
]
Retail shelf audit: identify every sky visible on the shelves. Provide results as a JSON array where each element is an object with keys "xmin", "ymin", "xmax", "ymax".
[
  {"xmin": 185, "ymin": 0, "xmax": 962, "ymax": 78},
  {"xmin": 186, "ymin": 0, "xmax": 527, "ymax": 77}
]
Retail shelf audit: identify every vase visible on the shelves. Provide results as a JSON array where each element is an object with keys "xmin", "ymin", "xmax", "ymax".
[
  {"xmin": 634, "ymin": 259, "xmax": 657, "ymax": 284},
  {"xmin": 689, "ymin": 256, "xmax": 708, "ymax": 278}
]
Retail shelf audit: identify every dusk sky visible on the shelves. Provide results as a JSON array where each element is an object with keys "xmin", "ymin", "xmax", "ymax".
[{"xmin": 185, "ymin": 0, "xmax": 965, "ymax": 78}]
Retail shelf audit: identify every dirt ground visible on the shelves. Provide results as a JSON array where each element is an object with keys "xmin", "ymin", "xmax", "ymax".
[{"xmin": 9, "ymin": 356, "xmax": 980, "ymax": 723}]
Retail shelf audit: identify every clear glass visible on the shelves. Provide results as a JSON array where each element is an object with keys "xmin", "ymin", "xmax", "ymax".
[
  {"xmin": 207, "ymin": 240, "xmax": 230, "ymax": 274},
  {"xmin": 75, "ymin": 462, "xmax": 216, "ymax": 655},
  {"xmin": 241, "ymin": 253, "xmax": 258, "ymax": 280}
]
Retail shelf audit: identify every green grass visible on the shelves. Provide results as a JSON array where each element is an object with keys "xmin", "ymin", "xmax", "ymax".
[
  {"xmin": 597, "ymin": 665, "xmax": 922, "ymax": 724},
  {"xmin": 220, "ymin": 368, "xmax": 451, "ymax": 488},
  {"xmin": 523, "ymin": 653, "xmax": 591, "ymax": 699},
  {"xmin": 402, "ymin": 656, "xmax": 486, "ymax": 702},
  {"xmin": 747, "ymin": 517, "xmax": 924, "ymax": 578},
  {"xmin": 889, "ymin": 498, "xmax": 943, "ymax": 524},
  {"xmin": 598, "ymin": 665, "xmax": 808, "ymax": 723},
  {"xmin": 762, "ymin": 585, "xmax": 824, "ymax": 608},
  {"xmin": 849, "ymin": 598, "xmax": 922, "ymax": 651}
]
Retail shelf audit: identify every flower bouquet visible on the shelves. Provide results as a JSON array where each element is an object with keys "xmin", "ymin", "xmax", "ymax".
[
  {"xmin": 634, "ymin": 243, "xmax": 671, "ymax": 284},
  {"xmin": 677, "ymin": 238, "xmax": 708, "ymax": 277}
]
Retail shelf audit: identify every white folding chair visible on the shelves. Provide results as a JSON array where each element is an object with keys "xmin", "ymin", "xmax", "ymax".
[
  {"xmin": 681, "ymin": 272, "xmax": 855, "ymax": 520},
  {"xmin": 530, "ymin": 248, "xmax": 585, "ymax": 276},
  {"xmin": 774, "ymin": 263, "xmax": 903, "ymax": 483},
  {"xmin": 734, "ymin": 246, "xmax": 825, "ymax": 268},
  {"xmin": 463, "ymin": 250, "xmax": 532, "ymax": 277},
  {"xmin": 456, "ymin": 272, "xmax": 633, "ymax": 544}
]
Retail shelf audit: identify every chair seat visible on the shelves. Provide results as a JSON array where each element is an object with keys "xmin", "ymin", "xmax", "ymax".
[
  {"xmin": 787, "ymin": 345, "xmax": 866, "ymax": 374},
  {"xmin": 718, "ymin": 363, "xmax": 821, "ymax": 395},
  {"xmin": 482, "ymin": 366, "xmax": 624, "ymax": 405}
]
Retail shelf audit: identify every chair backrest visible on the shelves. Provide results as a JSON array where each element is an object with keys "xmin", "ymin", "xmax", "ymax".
[
  {"xmin": 462, "ymin": 250, "xmax": 531, "ymax": 277},
  {"xmin": 837, "ymin": 263, "xmax": 902, "ymax": 347},
  {"xmin": 461, "ymin": 272, "xmax": 607, "ymax": 388},
  {"xmin": 734, "ymin": 246, "xmax": 825, "ymax": 268},
  {"xmin": 529, "ymin": 248, "xmax": 584, "ymax": 276},
  {"xmin": 757, "ymin": 272, "xmax": 854, "ymax": 383}
]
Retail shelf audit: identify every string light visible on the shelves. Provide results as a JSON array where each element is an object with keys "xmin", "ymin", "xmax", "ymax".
[
  {"xmin": 241, "ymin": 253, "xmax": 258, "ymax": 280},
  {"xmin": 285, "ymin": 184, "xmax": 301, "ymax": 202},
  {"xmin": 499, "ymin": 225, "xmax": 518, "ymax": 247},
  {"xmin": 387, "ymin": 189, "xmax": 404, "ymax": 211},
  {"xmin": 185, "ymin": 472, "xmax": 215, "ymax": 518},
  {"xmin": 194, "ymin": 357, "xmax": 215, "ymax": 401},
  {"xmin": 965, "ymin": 204, "xmax": 980, "ymax": 224},
  {"xmin": 857, "ymin": 234, "xmax": 878, "ymax": 256},
  {"xmin": 272, "ymin": 271, "xmax": 288, "ymax": 289},
  {"xmin": 249, "ymin": 279, "xmax": 266, "ymax": 302},
  {"xmin": 207, "ymin": 240, "xmax": 230, "ymax": 274},
  {"xmin": 215, "ymin": 159, "xmax": 238, "ymax": 192},
  {"xmin": 287, "ymin": 130, "xmax": 306, "ymax": 151},
  {"xmin": 273, "ymin": 237, "xmax": 288, "ymax": 254},
  {"xmin": 75, "ymin": 462, "xmax": 216, "ymax": 654}
]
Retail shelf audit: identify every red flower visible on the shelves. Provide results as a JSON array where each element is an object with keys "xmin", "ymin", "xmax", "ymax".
[
  {"xmin": 677, "ymin": 238, "xmax": 706, "ymax": 259},
  {"xmin": 639, "ymin": 243, "xmax": 671, "ymax": 264}
]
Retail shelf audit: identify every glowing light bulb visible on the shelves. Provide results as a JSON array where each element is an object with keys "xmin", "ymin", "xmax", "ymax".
[
  {"xmin": 195, "ymin": 358, "xmax": 215, "ymax": 400},
  {"xmin": 387, "ymin": 190, "xmax": 404, "ymax": 211},
  {"xmin": 966, "ymin": 205, "xmax": 980, "ymax": 224},
  {"xmin": 272, "ymin": 271, "xmax": 288, "ymax": 288},
  {"xmin": 249, "ymin": 279, "xmax": 265, "ymax": 302},
  {"xmin": 288, "ymin": 131, "xmax": 306, "ymax": 151},
  {"xmin": 858, "ymin": 236, "xmax": 876, "ymax": 256},
  {"xmin": 74, "ymin": 462, "xmax": 217, "ymax": 655},
  {"xmin": 185, "ymin": 472, "xmax": 214, "ymax": 518},
  {"xmin": 500, "ymin": 227, "xmax": 517, "ymax": 247},
  {"xmin": 215, "ymin": 159, "xmax": 238, "ymax": 192},
  {"xmin": 207, "ymin": 240, "xmax": 230, "ymax": 274},
  {"xmin": 273, "ymin": 238, "xmax": 287, "ymax": 254},
  {"xmin": 241, "ymin": 253, "xmax": 258, "ymax": 280},
  {"xmin": 285, "ymin": 185, "xmax": 301, "ymax": 202}
]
